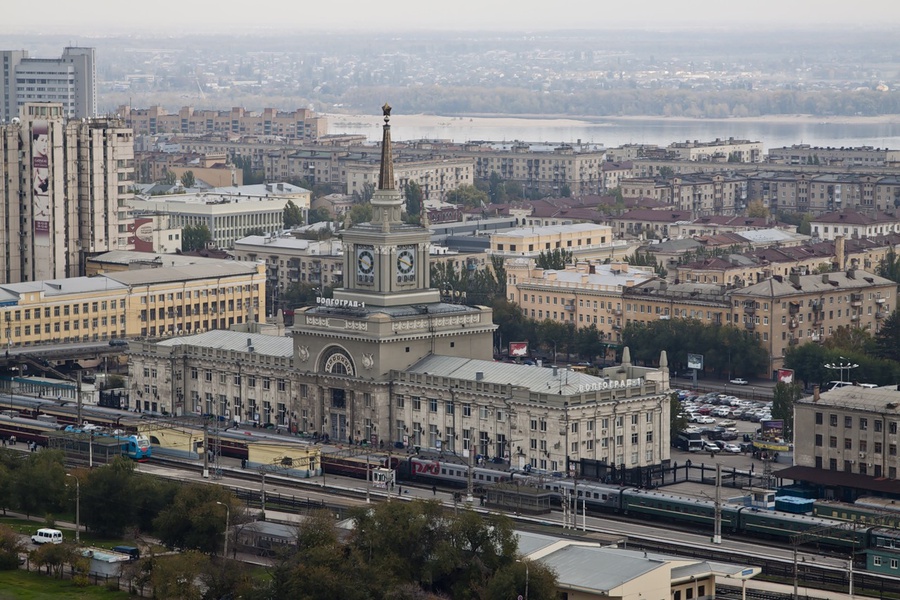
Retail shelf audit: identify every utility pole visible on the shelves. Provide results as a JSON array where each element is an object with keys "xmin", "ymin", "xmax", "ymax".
[
  {"xmin": 202, "ymin": 423, "xmax": 209, "ymax": 479},
  {"xmin": 713, "ymin": 463, "xmax": 722, "ymax": 544}
]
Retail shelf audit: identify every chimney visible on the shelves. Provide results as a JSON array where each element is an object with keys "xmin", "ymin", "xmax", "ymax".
[
  {"xmin": 813, "ymin": 385, "xmax": 820, "ymax": 402},
  {"xmin": 835, "ymin": 236, "xmax": 846, "ymax": 271},
  {"xmin": 821, "ymin": 273, "xmax": 830, "ymax": 284},
  {"xmin": 789, "ymin": 272, "xmax": 800, "ymax": 286},
  {"xmin": 846, "ymin": 268, "xmax": 856, "ymax": 280}
]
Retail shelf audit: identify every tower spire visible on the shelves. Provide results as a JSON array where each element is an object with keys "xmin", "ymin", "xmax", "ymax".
[{"xmin": 378, "ymin": 103, "xmax": 394, "ymax": 191}]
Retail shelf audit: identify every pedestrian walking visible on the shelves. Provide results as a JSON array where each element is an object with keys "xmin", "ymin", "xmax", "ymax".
[{"xmin": 432, "ymin": 485, "xmax": 437, "ymax": 496}]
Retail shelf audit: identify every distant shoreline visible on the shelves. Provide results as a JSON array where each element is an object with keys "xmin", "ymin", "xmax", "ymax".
[{"xmin": 327, "ymin": 112, "xmax": 900, "ymax": 127}]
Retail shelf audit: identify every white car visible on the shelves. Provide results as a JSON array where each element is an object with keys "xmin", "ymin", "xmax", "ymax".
[
  {"xmin": 729, "ymin": 378, "xmax": 749, "ymax": 385},
  {"xmin": 718, "ymin": 419, "xmax": 737, "ymax": 428},
  {"xmin": 696, "ymin": 416, "xmax": 716, "ymax": 424},
  {"xmin": 723, "ymin": 444, "xmax": 742, "ymax": 453}
]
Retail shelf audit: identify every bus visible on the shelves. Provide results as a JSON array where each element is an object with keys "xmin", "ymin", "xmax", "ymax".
[{"xmin": 674, "ymin": 431, "xmax": 703, "ymax": 452}]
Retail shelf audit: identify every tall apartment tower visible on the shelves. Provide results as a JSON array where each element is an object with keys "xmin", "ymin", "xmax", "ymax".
[
  {"xmin": 0, "ymin": 47, "xmax": 97, "ymax": 122},
  {"xmin": 0, "ymin": 103, "xmax": 133, "ymax": 283}
]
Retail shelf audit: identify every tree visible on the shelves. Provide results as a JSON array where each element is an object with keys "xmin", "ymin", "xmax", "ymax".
[
  {"xmin": 352, "ymin": 182, "xmax": 375, "ymax": 204},
  {"xmin": 80, "ymin": 458, "xmax": 138, "ymax": 537},
  {"xmin": 746, "ymin": 199, "xmax": 770, "ymax": 219},
  {"xmin": 772, "ymin": 382, "xmax": 801, "ymax": 441},
  {"xmin": 0, "ymin": 525, "xmax": 23, "ymax": 570},
  {"xmin": 180, "ymin": 170, "xmax": 196, "ymax": 189},
  {"xmin": 13, "ymin": 450, "xmax": 66, "ymax": 518},
  {"xmin": 150, "ymin": 551, "xmax": 209, "ymax": 600},
  {"xmin": 657, "ymin": 166, "xmax": 675, "ymax": 179},
  {"xmin": 348, "ymin": 203, "xmax": 373, "ymax": 226},
  {"xmin": 307, "ymin": 206, "xmax": 332, "ymax": 225},
  {"xmin": 534, "ymin": 248, "xmax": 572, "ymax": 270},
  {"xmin": 822, "ymin": 325, "xmax": 874, "ymax": 355},
  {"xmin": 283, "ymin": 199, "xmax": 305, "ymax": 228},
  {"xmin": 153, "ymin": 484, "xmax": 238, "ymax": 554},
  {"xmin": 877, "ymin": 248, "xmax": 900, "ymax": 284},
  {"xmin": 405, "ymin": 181, "xmax": 423, "ymax": 217},
  {"xmin": 560, "ymin": 183, "xmax": 572, "ymax": 197},
  {"xmin": 445, "ymin": 185, "xmax": 489, "ymax": 209},
  {"xmin": 32, "ymin": 542, "xmax": 76, "ymax": 578},
  {"xmin": 281, "ymin": 282, "xmax": 320, "ymax": 309},
  {"xmin": 626, "ymin": 250, "xmax": 668, "ymax": 278},
  {"xmin": 670, "ymin": 392, "xmax": 688, "ymax": 440},
  {"xmin": 181, "ymin": 223, "xmax": 212, "ymax": 252},
  {"xmin": 162, "ymin": 170, "xmax": 177, "ymax": 186},
  {"xmin": 875, "ymin": 309, "xmax": 900, "ymax": 362},
  {"xmin": 484, "ymin": 559, "xmax": 558, "ymax": 600},
  {"xmin": 244, "ymin": 227, "xmax": 266, "ymax": 237}
]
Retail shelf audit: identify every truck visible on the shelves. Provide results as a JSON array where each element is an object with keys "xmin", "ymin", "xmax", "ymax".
[{"xmin": 674, "ymin": 431, "xmax": 703, "ymax": 452}]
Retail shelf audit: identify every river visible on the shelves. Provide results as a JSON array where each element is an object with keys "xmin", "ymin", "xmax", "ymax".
[{"xmin": 326, "ymin": 113, "xmax": 900, "ymax": 151}]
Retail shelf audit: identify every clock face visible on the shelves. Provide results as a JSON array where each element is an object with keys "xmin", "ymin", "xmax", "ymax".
[
  {"xmin": 357, "ymin": 247, "xmax": 375, "ymax": 283},
  {"xmin": 396, "ymin": 248, "xmax": 416, "ymax": 281}
]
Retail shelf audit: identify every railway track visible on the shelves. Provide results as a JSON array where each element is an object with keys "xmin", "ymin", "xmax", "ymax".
[{"xmin": 142, "ymin": 454, "xmax": 900, "ymax": 598}]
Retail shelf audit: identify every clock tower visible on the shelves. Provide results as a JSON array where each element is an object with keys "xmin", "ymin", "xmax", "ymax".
[
  {"xmin": 334, "ymin": 103, "xmax": 440, "ymax": 308},
  {"xmin": 290, "ymin": 104, "xmax": 495, "ymax": 443}
]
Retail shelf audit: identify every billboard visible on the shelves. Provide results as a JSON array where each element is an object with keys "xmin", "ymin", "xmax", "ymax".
[
  {"xmin": 32, "ymin": 120, "xmax": 50, "ymax": 245},
  {"xmin": 687, "ymin": 353, "xmax": 704, "ymax": 370},
  {"xmin": 509, "ymin": 342, "xmax": 529, "ymax": 357},
  {"xmin": 132, "ymin": 218, "xmax": 155, "ymax": 252},
  {"xmin": 777, "ymin": 368, "xmax": 794, "ymax": 384}
]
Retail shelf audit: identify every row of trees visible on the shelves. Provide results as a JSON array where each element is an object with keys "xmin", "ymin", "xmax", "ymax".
[
  {"xmin": 0, "ymin": 451, "xmax": 555, "ymax": 599},
  {"xmin": 622, "ymin": 319, "xmax": 769, "ymax": 376}
]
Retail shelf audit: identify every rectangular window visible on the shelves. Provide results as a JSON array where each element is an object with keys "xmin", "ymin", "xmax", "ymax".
[
  {"xmin": 429, "ymin": 399, "xmax": 438, "ymax": 412},
  {"xmin": 815, "ymin": 412, "xmax": 823, "ymax": 425},
  {"xmin": 845, "ymin": 416, "xmax": 852, "ymax": 428},
  {"xmin": 860, "ymin": 418, "xmax": 868, "ymax": 431},
  {"xmin": 830, "ymin": 414, "xmax": 838, "ymax": 426}
]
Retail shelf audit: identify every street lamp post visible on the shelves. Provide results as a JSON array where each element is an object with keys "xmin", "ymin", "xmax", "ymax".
[
  {"xmin": 215, "ymin": 501, "xmax": 230, "ymax": 561},
  {"xmin": 517, "ymin": 559, "xmax": 529, "ymax": 600},
  {"xmin": 824, "ymin": 357, "xmax": 859, "ymax": 386},
  {"xmin": 66, "ymin": 474, "xmax": 80, "ymax": 544}
]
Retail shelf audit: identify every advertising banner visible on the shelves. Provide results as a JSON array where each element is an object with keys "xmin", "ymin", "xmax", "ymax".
[
  {"xmin": 32, "ymin": 120, "xmax": 50, "ymax": 245},
  {"xmin": 777, "ymin": 368, "xmax": 794, "ymax": 384},
  {"xmin": 509, "ymin": 342, "xmax": 529, "ymax": 357},
  {"xmin": 133, "ymin": 218, "xmax": 155, "ymax": 251},
  {"xmin": 687, "ymin": 353, "xmax": 704, "ymax": 370}
]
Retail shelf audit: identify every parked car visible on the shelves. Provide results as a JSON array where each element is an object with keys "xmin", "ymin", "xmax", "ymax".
[
  {"xmin": 718, "ymin": 419, "xmax": 737, "ymax": 428},
  {"xmin": 703, "ymin": 441, "xmax": 721, "ymax": 453},
  {"xmin": 723, "ymin": 444, "xmax": 742, "ymax": 453},
  {"xmin": 696, "ymin": 415, "xmax": 716, "ymax": 424},
  {"xmin": 729, "ymin": 377, "xmax": 749, "ymax": 385}
]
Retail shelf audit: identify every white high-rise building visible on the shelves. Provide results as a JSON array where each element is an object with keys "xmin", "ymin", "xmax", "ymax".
[
  {"xmin": 0, "ymin": 47, "xmax": 96, "ymax": 122},
  {"xmin": 0, "ymin": 103, "xmax": 133, "ymax": 283}
]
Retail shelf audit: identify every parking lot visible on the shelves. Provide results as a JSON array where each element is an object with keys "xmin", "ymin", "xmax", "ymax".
[{"xmin": 671, "ymin": 388, "xmax": 792, "ymax": 469}]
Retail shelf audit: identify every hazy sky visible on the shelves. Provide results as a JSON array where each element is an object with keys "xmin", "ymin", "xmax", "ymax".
[{"xmin": 3, "ymin": 0, "xmax": 899, "ymax": 34}]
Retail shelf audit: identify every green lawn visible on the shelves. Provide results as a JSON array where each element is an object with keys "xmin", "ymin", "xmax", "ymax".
[{"xmin": 0, "ymin": 570, "xmax": 130, "ymax": 599}]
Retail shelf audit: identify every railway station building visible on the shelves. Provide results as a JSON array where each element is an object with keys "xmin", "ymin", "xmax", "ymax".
[
  {"xmin": 128, "ymin": 106, "xmax": 674, "ymax": 485},
  {"xmin": 783, "ymin": 384, "xmax": 900, "ymax": 501}
]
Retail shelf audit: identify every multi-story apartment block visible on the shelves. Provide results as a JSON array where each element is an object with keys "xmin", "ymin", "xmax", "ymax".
[
  {"xmin": 463, "ymin": 142, "xmax": 608, "ymax": 197},
  {"xmin": 619, "ymin": 174, "xmax": 747, "ymax": 216},
  {"xmin": 768, "ymin": 145, "xmax": 900, "ymax": 167},
  {"xmin": 0, "ymin": 103, "xmax": 134, "ymax": 284},
  {"xmin": 793, "ymin": 385, "xmax": 900, "ymax": 484},
  {"xmin": 131, "ymin": 183, "xmax": 309, "ymax": 249},
  {"xmin": 667, "ymin": 138, "xmax": 762, "ymax": 163},
  {"xmin": 0, "ymin": 258, "xmax": 265, "ymax": 348},
  {"xmin": 810, "ymin": 210, "xmax": 900, "ymax": 241},
  {"xmin": 118, "ymin": 105, "xmax": 327, "ymax": 142},
  {"xmin": 506, "ymin": 261, "xmax": 656, "ymax": 346},
  {"xmin": 1, "ymin": 47, "xmax": 96, "ymax": 121},
  {"xmin": 345, "ymin": 156, "xmax": 474, "ymax": 203},
  {"xmin": 729, "ymin": 270, "xmax": 896, "ymax": 374}
]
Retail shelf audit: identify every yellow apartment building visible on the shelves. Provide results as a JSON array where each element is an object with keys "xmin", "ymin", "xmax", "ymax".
[
  {"xmin": 0, "ymin": 260, "xmax": 265, "ymax": 347},
  {"xmin": 506, "ymin": 260, "xmax": 655, "ymax": 345}
]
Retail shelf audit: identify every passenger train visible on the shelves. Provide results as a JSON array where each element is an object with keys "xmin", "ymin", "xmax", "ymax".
[{"xmin": 0, "ymin": 414, "xmax": 150, "ymax": 460}]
